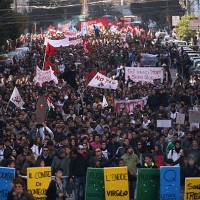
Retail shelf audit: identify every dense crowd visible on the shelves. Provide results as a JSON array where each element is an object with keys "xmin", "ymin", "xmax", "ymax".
[{"xmin": 0, "ymin": 29, "xmax": 200, "ymax": 200}]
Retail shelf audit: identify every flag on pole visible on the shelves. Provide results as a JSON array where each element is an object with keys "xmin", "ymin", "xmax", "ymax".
[
  {"xmin": 48, "ymin": 25, "xmax": 56, "ymax": 35},
  {"xmin": 10, "ymin": 87, "xmax": 25, "ymax": 109},
  {"xmin": 102, "ymin": 95, "xmax": 108, "ymax": 107},
  {"xmin": 87, "ymin": 72, "xmax": 118, "ymax": 90},
  {"xmin": 83, "ymin": 39, "xmax": 92, "ymax": 54},
  {"xmin": 45, "ymin": 42, "xmax": 56, "ymax": 56}
]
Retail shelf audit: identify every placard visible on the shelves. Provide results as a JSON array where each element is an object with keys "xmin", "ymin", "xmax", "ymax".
[
  {"xmin": 157, "ymin": 120, "xmax": 172, "ymax": 128},
  {"xmin": 176, "ymin": 113, "xmax": 185, "ymax": 124},
  {"xmin": 172, "ymin": 16, "xmax": 180, "ymax": 26},
  {"xmin": 160, "ymin": 166, "xmax": 180, "ymax": 200},
  {"xmin": 85, "ymin": 168, "xmax": 105, "ymax": 200},
  {"xmin": 104, "ymin": 167, "xmax": 129, "ymax": 200},
  {"xmin": 0, "ymin": 167, "xmax": 15, "ymax": 200},
  {"xmin": 189, "ymin": 111, "xmax": 200, "ymax": 123},
  {"xmin": 136, "ymin": 169, "xmax": 160, "ymax": 200},
  {"xmin": 125, "ymin": 67, "xmax": 163, "ymax": 83},
  {"xmin": 184, "ymin": 178, "xmax": 200, "ymax": 200},
  {"xmin": 27, "ymin": 167, "xmax": 51, "ymax": 200}
]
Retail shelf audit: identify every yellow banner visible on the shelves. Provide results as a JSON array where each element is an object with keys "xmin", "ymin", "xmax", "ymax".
[
  {"xmin": 185, "ymin": 178, "xmax": 200, "ymax": 200},
  {"xmin": 27, "ymin": 167, "xmax": 52, "ymax": 200},
  {"xmin": 104, "ymin": 167, "xmax": 129, "ymax": 200}
]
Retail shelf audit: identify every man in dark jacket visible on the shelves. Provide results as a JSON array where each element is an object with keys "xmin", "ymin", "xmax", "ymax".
[
  {"xmin": 37, "ymin": 145, "xmax": 53, "ymax": 166},
  {"xmin": 69, "ymin": 145, "xmax": 89, "ymax": 200},
  {"xmin": 143, "ymin": 154, "xmax": 157, "ymax": 169}
]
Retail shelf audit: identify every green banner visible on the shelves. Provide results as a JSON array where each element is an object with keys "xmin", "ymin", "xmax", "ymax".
[
  {"xmin": 136, "ymin": 169, "xmax": 160, "ymax": 200},
  {"xmin": 85, "ymin": 168, "xmax": 105, "ymax": 200}
]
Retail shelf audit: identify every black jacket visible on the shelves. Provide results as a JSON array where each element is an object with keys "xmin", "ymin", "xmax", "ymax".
[{"xmin": 69, "ymin": 152, "xmax": 88, "ymax": 177}]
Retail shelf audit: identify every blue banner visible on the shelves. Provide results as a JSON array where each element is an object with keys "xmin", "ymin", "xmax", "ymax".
[
  {"xmin": 0, "ymin": 167, "xmax": 15, "ymax": 200},
  {"xmin": 160, "ymin": 166, "xmax": 180, "ymax": 200}
]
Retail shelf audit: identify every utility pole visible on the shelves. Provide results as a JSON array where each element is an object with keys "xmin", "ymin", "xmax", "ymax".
[
  {"xmin": 121, "ymin": 0, "xmax": 124, "ymax": 16},
  {"xmin": 14, "ymin": 0, "xmax": 17, "ymax": 12}
]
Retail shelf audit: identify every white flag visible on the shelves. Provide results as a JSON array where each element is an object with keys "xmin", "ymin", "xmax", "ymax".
[
  {"xmin": 88, "ymin": 72, "xmax": 118, "ymax": 90},
  {"xmin": 10, "ymin": 87, "xmax": 25, "ymax": 108},
  {"xmin": 35, "ymin": 66, "xmax": 58, "ymax": 86},
  {"xmin": 102, "ymin": 96, "xmax": 108, "ymax": 107}
]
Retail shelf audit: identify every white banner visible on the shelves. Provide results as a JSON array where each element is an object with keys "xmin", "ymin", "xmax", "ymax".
[
  {"xmin": 44, "ymin": 37, "xmax": 69, "ymax": 47},
  {"xmin": 125, "ymin": 67, "xmax": 163, "ymax": 83},
  {"xmin": 10, "ymin": 87, "xmax": 25, "ymax": 108},
  {"xmin": 44, "ymin": 37, "xmax": 82, "ymax": 47},
  {"xmin": 115, "ymin": 97, "xmax": 147, "ymax": 113},
  {"xmin": 88, "ymin": 72, "xmax": 118, "ymax": 90},
  {"xmin": 35, "ymin": 67, "xmax": 58, "ymax": 86}
]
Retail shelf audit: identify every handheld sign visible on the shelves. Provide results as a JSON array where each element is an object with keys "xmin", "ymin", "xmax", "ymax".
[
  {"xmin": 184, "ymin": 178, "xmax": 200, "ymax": 200},
  {"xmin": 136, "ymin": 168, "xmax": 160, "ymax": 200},
  {"xmin": 27, "ymin": 167, "xmax": 51, "ymax": 200},
  {"xmin": 0, "ymin": 167, "xmax": 15, "ymax": 200},
  {"xmin": 160, "ymin": 166, "xmax": 180, "ymax": 200},
  {"xmin": 85, "ymin": 168, "xmax": 105, "ymax": 200},
  {"xmin": 104, "ymin": 167, "xmax": 129, "ymax": 200}
]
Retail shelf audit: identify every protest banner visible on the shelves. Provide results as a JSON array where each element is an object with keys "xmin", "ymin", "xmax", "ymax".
[
  {"xmin": 27, "ymin": 167, "xmax": 51, "ymax": 200},
  {"xmin": 184, "ymin": 177, "xmax": 200, "ymax": 200},
  {"xmin": 157, "ymin": 120, "xmax": 172, "ymax": 128},
  {"xmin": 85, "ymin": 71, "xmax": 106, "ymax": 83},
  {"xmin": 0, "ymin": 167, "xmax": 15, "ymax": 200},
  {"xmin": 88, "ymin": 72, "xmax": 118, "ymax": 90},
  {"xmin": 35, "ymin": 66, "xmax": 58, "ymax": 86},
  {"xmin": 160, "ymin": 166, "xmax": 180, "ymax": 200},
  {"xmin": 176, "ymin": 113, "xmax": 185, "ymax": 125},
  {"xmin": 125, "ymin": 67, "xmax": 163, "ymax": 83},
  {"xmin": 85, "ymin": 168, "xmax": 105, "ymax": 200},
  {"xmin": 104, "ymin": 167, "xmax": 129, "ymax": 200},
  {"xmin": 189, "ymin": 111, "xmax": 200, "ymax": 123},
  {"xmin": 115, "ymin": 97, "xmax": 147, "ymax": 113},
  {"xmin": 136, "ymin": 169, "xmax": 160, "ymax": 200},
  {"xmin": 141, "ymin": 53, "xmax": 158, "ymax": 66}
]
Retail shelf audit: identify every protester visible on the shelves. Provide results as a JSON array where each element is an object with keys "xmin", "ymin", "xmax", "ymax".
[{"xmin": 0, "ymin": 23, "xmax": 200, "ymax": 200}]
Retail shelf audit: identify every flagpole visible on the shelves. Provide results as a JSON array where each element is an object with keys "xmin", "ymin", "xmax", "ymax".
[
  {"xmin": 5, "ymin": 100, "xmax": 11, "ymax": 112},
  {"xmin": 42, "ymin": 52, "xmax": 46, "ymax": 70}
]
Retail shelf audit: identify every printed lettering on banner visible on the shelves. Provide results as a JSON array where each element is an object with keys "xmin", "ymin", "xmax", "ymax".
[
  {"xmin": 184, "ymin": 178, "xmax": 200, "ymax": 200},
  {"xmin": 125, "ymin": 67, "xmax": 163, "ymax": 83},
  {"xmin": 189, "ymin": 111, "xmax": 200, "ymax": 123},
  {"xmin": 104, "ymin": 167, "xmax": 129, "ymax": 200},
  {"xmin": 27, "ymin": 167, "xmax": 51, "ymax": 200},
  {"xmin": 160, "ymin": 166, "xmax": 180, "ymax": 200},
  {"xmin": 115, "ymin": 97, "xmax": 147, "ymax": 113},
  {"xmin": 88, "ymin": 72, "xmax": 118, "ymax": 90},
  {"xmin": 157, "ymin": 120, "xmax": 172, "ymax": 128},
  {"xmin": 0, "ymin": 167, "xmax": 15, "ymax": 200}
]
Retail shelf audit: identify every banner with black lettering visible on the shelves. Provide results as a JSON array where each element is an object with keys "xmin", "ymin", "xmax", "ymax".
[
  {"xmin": 185, "ymin": 178, "xmax": 200, "ymax": 200},
  {"xmin": 27, "ymin": 167, "xmax": 51, "ymax": 200},
  {"xmin": 104, "ymin": 167, "xmax": 129, "ymax": 200},
  {"xmin": 85, "ymin": 168, "xmax": 105, "ymax": 200},
  {"xmin": 0, "ymin": 167, "xmax": 15, "ymax": 200}
]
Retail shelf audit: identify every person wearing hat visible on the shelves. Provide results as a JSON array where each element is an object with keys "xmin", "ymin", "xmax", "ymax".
[{"xmin": 121, "ymin": 145, "xmax": 140, "ymax": 200}]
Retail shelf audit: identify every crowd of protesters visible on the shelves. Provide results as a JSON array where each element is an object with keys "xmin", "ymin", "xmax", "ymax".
[{"xmin": 0, "ymin": 27, "xmax": 200, "ymax": 200}]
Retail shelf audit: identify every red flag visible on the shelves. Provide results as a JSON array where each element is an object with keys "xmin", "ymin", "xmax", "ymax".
[
  {"xmin": 45, "ymin": 42, "xmax": 56, "ymax": 56},
  {"xmin": 133, "ymin": 26, "xmax": 139, "ymax": 35},
  {"xmin": 127, "ymin": 24, "xmax": 133, "ymax": 32},
  {"xmin": 44, "ymin": 57, "xmax": 54, "ymax": 70},
  {"xmin": 48, "ymin": 25, "xmax": 56, "ymax": 34},
  {"xmin": 83, "ymin": 39, "xmax": 92, "ymax": 54},
  {"xmin": 44, "ymin": 57, "xmax": 59, "ymax": 73}
]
